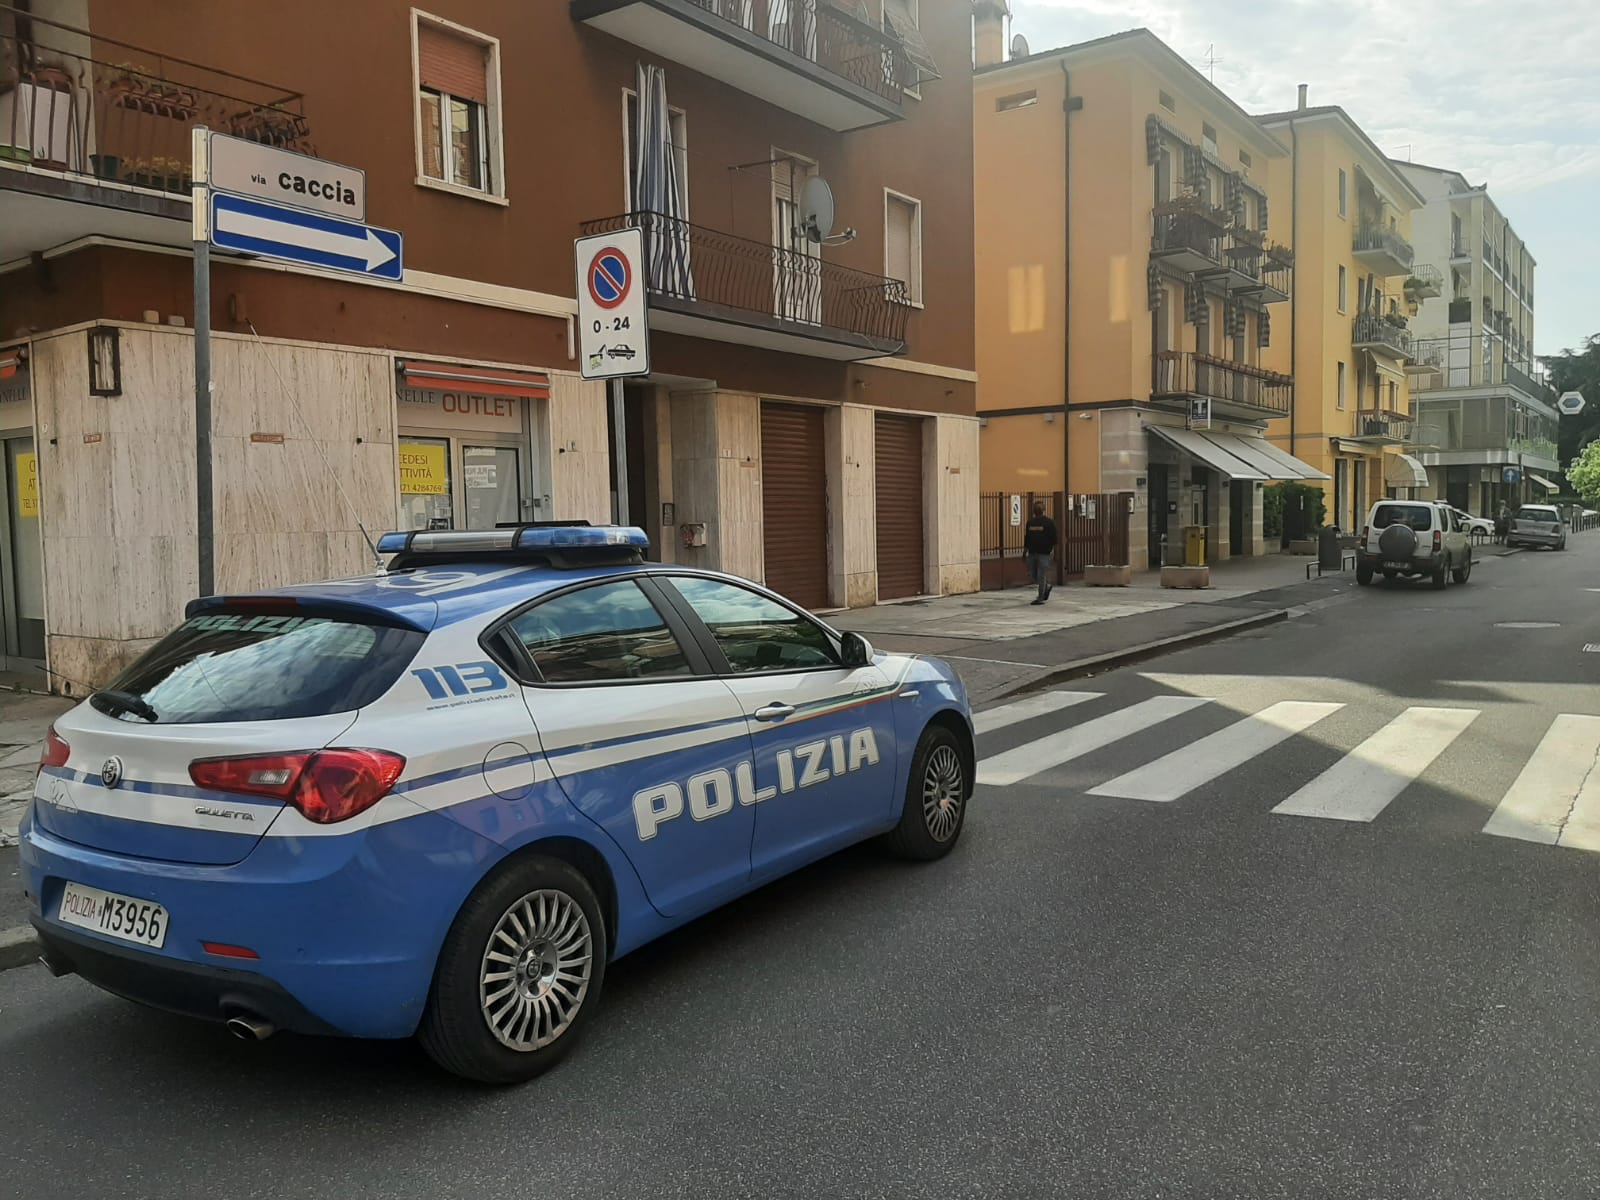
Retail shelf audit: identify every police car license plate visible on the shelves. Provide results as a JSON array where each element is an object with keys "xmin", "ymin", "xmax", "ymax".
[
  {"xmin": 1382, "ymin": 560, "xmax": 1410, "ymax": 569},
  {"xmin": 57, "ymin": 882, "xmax": 168, "ymax": 949}
]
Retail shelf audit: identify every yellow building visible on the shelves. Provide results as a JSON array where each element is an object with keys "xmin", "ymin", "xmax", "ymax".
[
  {"xmin": 1257, "ymin": 95, "xmax": 1431, "ymax": 532},
  {"xmin": 973, "ymin": 18, "xmax": 1325, "ymax": 569}
]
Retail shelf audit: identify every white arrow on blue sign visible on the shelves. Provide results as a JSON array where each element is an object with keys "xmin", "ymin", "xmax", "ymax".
[{"xmin": 210, "ymin": 192, "xmax": 402, "ymax": 281}]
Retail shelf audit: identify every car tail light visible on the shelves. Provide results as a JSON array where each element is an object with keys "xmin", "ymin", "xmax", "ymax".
[
  {"xmin": 1361, "ymin": 525, "xmax": 1370, "ymax": 545},
  {"xmin": 38, "ymin": 726, "xmax": 69, "ymax": 777},
  {"xmin": 190, "ymin": 749, "xmax": 405, "ymax": 824},
  {"xmin": 1433, "ymin": 530, "xmax": 1442, "ymax": 551}
]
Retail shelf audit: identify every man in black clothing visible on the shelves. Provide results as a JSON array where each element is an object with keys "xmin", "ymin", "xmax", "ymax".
[{"xmin": 1023, "ymin": 501, "xmax": 1058, "ymax": 605}]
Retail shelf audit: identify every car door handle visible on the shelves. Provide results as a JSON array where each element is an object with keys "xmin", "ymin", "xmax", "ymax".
[{"xmin": 754, "ymin": 703, "xmax": 796, "ymax": 722}]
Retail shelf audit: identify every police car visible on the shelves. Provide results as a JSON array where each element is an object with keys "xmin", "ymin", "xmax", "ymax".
[{"xmin": 20, "ymin": 524, "xmax": 974, "ymax": 1083}]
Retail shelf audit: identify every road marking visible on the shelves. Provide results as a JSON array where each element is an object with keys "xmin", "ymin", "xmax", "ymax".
[
  {"xmin": 977, "ymin": 695, "xmax": 1212, "ymax": 787},
  {"xmin": 1271, "ymin": 706, "xmax": 1479, "ymax": 822},
  {"xmin": 973, "ymin": 691, "xmax": 1102, "ymax": 736},
  {"xmin": 1088, "ymin": 701, "xmax": 1344, "ymax": 803},
  {"xmin": 1484, "ymin": 714, "xmax": 1600, "ymax": 845}
]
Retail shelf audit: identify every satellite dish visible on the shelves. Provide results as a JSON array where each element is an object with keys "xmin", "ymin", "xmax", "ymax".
[
  {"xmin": 1011, "ymin": 33, "xmax": 1030, "ymax": 58},
  {"xmin": 799, "ymin": 176, "xmax": 835, "ymax": 244}
]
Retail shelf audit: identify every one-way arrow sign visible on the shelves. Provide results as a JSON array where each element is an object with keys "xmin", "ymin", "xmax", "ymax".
[{"xmin": 210, "ymin": 191, "xmax": 403, "ymax": 280}]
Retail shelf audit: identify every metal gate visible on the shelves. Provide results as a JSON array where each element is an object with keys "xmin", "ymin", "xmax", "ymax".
[
  {"xmin": 874, "ymin": 414, "xmax": 926, "ymax": 600},
  {"xmin": 760, "ymin": 402, "xmax": 829, "ymax": 608},
  {"xmin": 980, "ymin": 491, "xmax": 1131, "ymax": 590}
]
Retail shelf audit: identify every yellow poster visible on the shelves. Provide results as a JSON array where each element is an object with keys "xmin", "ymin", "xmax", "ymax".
[
  {"xmin": 398, "ymin": 442, "xmax": 448, "ymax": 496},
  {"xmin": 15, "ymin": 451, "xmax": 37, "ymax": 519}
]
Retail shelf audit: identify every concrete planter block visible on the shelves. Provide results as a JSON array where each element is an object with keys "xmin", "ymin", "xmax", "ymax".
[
  {"xmin": 1160, "ymin": 565, "xmax": 1211, "ymax": 589},
  {"xmin": 1287, "ymin": 539, "xmax": 1318, "ymax": 555},
  {"xmin": 1083, "ymin": 564, "xmax": 1132, "ymax": 586}
]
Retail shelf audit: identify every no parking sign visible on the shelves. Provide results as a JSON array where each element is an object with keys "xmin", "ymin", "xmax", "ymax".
[{"xmin": 575, "ymin": 228, "xmax": 649, "ymax": 380}]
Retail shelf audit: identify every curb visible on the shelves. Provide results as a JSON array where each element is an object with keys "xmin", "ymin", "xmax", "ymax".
[
  {"xmin": 0, "ymin": 923, "xmax": 38, "ymax": 973},
  {"xmin": 986, "ymin": 608, "xmax": 1293, "ymax": 704}
]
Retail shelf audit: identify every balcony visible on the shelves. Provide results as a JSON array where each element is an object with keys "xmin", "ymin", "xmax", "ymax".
[
  {"xmin": 1, "ymin": 8, "xmax": 310, "ymax": 263},
  {"xmin": 1352, "ymin": 313, "xmax": 1413, "ymax": 362},
  {"xmin": 1350, "ymin": 407, "xmax": 1413, "ymax": 446},
  {"xmin": 1352, "ymin": 223, "xmax": 1415, "ymax": 277},
  {"xmin": 572, "ymin": 0, "xmax": 912, "ymax": 132},
  {"xmin": 1406, "ymin": 339, "xmax": 1445, "ymax": 376},
  {"xmin": 1403, "ymin": 264, "xmax": 1443, "ymax": 299},
  {"xmin": 1150, "ymin": 195, "xmax": 1229, "ymax": 274},
  {"xmin": 1216, "ymin": 230, "xmax": 1292, "ymax": 303},
  {"xmin": 1152, "ymin": 350, "xmax": 1292, "ymax": 420},
  {"xmin": 1449, "ymin": 240, "xmax": 1471, "ymax": 265},
  {"xmin": 582, "ymin": 211, "xmax": 909, "ymax": 360}
]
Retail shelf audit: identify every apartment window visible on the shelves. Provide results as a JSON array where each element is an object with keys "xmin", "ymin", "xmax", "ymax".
[
  {"xmin": 1338, "ymin": 168, "xmax": 1348, "ymax": 219},
  {"xmin": 1159, "ymin": 90, "xmax": 1177, "ymax": 113},
  {"xmin": 885, "ymin": 190, "xmax": 923, "ymax": 306},
  {"xmin": 1337, "ymin": 360, "xmax": 1347, "ymax": 409},
  {"xmin": 1201, "ymin": 123, "xmax": 1218, "ymax": 157},
  {"xmin": 622, "ymin": 91, "xmax": 689, "ymax": 216},
  {"xmin": 1337, "ymin": 265, "xmax": 1347, "ymax": 313},
  {"xmin": 1388, "ymin": 380, "xmax": 1397, "ymax": 411},
  {"xmin": 414, "ymin": 14, "xmax": 502, "ymax": 198},
  {"xmin": 996, "ymin": 90, "xmax": 1038, "ymax": 112},
  {"xmin": 1239, "ymin": 149, "xmax": 1252, "ymax": 168}
]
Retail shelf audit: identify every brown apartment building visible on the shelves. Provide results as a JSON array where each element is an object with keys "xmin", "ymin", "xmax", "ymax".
[{"xmin": 0, "ymin": 0, "xmax": 977, "ymax": 691}]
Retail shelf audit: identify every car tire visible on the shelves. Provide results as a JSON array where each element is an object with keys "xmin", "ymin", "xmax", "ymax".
[
  {"xmin": 419, "ymin": 854, "xmax": 607, "ymax": 1085},
  {"xmin": 1558, "ymin": 539, "xmax": 1567, "ymax": 551},
  {"xmin": 882, "ymin": 722, "xmax": 970, "ymax": 862},
  {"xmin": 1452, "ymin": 554, "xmax": 1472, "ymax": 584},
  {"xmin": 1432, "ymin": 559, "xmax": 1449, "ymax": 589},
  {"xmin": 1356, "ymin": 562, "xmax": 1373, "ymax": 586}
]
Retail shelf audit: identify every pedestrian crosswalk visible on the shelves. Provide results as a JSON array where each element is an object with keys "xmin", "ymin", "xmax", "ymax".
[{"xmin": 974, "ymin": 687, "xmax": 1600, "ymax": 852}]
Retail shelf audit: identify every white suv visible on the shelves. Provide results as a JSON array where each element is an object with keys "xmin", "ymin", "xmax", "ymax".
[{"xmin": 1356, "ymin": 500, "xmax": 1472, "ymax": 589}]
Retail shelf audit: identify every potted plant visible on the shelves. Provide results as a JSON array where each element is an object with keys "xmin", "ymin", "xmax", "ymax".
[
  {"xmin": 0, "ymin": 145, "xmax": 31, "ymax": 164},
  {"xmin": 152, "ymin": 155, "xmax": 189, "ymax": 193},
  {"xmin": 122, "ymin": 156, "xmax": 153, "ymax": 189}
]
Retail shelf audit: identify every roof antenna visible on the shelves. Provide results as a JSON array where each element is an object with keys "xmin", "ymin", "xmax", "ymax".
[
  {"xmin": 245, "ymin": 322, "xmax": 387, "ymax": 577},
  {"xmin": 1199, "ymin": 42, "xmax": 1223, "ymax": 83}
]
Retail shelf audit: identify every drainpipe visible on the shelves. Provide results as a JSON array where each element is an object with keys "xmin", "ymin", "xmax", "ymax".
[
  {"xmin": 1060, "ymin": 60, "xmax": 1082, "ymax": 504},
  {"xmin": 1289, "ymin": 99, "xmax": 1301, "ymax": 463}
]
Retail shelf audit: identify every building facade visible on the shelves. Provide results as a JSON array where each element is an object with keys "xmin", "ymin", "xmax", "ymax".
[
  {"xmin": 0, "ymin": 0, "xmax": 978, "ymax": 690},
  {"xmin": 1394, "ymin": 161, "xmax": 1555, "ymax": 514},
  {"xmin": 1257, "ymin": 97, "xmax": 1430, "ymax": 533},
  {"xmin": 973, "ymin": 22, "xmax": 1322, "ymax": 570}
]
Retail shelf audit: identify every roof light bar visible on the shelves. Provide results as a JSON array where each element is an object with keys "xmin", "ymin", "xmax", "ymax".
[
  {"xmin": 376, "ymin": 525, "xmax": 650, "ymax": 555},
  {"xmin": 514, "ymin": 526, "xmax": 649, "ymax": 550}
]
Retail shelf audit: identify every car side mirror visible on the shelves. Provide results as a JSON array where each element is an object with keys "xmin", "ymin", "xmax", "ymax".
[{"xmin": 841, "ymin": 631, "xmax": 874, "ymax": 668}]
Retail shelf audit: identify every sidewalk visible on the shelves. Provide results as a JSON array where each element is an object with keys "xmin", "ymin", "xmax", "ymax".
[{"xmin": 837, "ymin": 553, "xmax": 1356, "ymax": 706}]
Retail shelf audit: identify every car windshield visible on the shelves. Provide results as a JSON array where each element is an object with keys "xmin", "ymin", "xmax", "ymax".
[
  {"xmin": 1516, "ymin": 509, "xmax": 1559, "ymax": 524},
  {"xmin": 1372, "ymin": 504, "xmax": 1434, "ymax": 531},
  {"xmin": 91, "ymin": 610, "xmax": 425, "ymax": 723}
]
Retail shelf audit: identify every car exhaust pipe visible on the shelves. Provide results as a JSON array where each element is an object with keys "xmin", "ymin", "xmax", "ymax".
[
  {"xmin": 225, "ymin": 1014, "xmax": 277, "ymax": 1042},
  {"xmin": 38, "ymin": 949, "xmax": 75, "ymax": 978}
]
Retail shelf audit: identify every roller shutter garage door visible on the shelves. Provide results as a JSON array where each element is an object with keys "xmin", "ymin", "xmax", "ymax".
[
  {"xmin": 760, "ymin": 402, "xmax": 829, "ymax": 609},
  {"xmin": 874, "ymin": 414, "xmax": 926, "ymax": 600}
]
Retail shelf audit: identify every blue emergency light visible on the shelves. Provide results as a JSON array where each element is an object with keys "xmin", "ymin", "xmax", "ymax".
[{"xmin": 376, "ymin": 524, "xmax": 650, "ymax": 557}]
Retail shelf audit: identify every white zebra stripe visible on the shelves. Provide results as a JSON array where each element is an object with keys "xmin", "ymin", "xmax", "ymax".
[{"xmin": 977, "ymin": 695, "xmax": 1213, "ymax": 787}]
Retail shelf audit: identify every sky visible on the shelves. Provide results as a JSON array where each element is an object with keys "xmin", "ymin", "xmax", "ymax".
[{"xmin": 1007, "ymin": 0, "xmax": 1600, "ymax": 358}]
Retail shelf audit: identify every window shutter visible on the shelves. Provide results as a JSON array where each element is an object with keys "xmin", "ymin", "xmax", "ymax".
[
  {"xmin": 419, "ymin": 24, "xmax": 487, "ymax": 105},
  {"xmin": 887, "ymin": 197, "xmax": 914, "ymax": 290}
]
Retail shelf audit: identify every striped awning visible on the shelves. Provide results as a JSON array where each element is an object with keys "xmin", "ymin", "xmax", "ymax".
[
  {"xmin": 1147, "ymin": 424, "xmax": 1329, "ymax": 481},
  {"xmin": 397, "ymin": 361, "xmax": 551, "ymax": 399},
  {"xmin": 1529, "ymin": 472, "xmax": 1561, "ymax": 492},
  {"xmin": 1385, "ymin": 453, "xmax": 1428, "ymax": 488},
  {"xmin": 0, "ymin": 353, "xmax": 21, "ymax": 380}
]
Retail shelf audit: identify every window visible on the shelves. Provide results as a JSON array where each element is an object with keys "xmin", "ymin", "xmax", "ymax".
[
  {"xmin": 1337, "ymin": 360, "xmax": 1347, "ymax": 409},
  {"xmin": 996, "ymin": 90, "xmax": 1038, "ymax": 112},
  {"xmin": 622, "ymin": 90, "xmax": 689, "ymax": 216},
  {"xmin": 1201, "ymin": 122, "xmax": 1218, "ymax": 156},
  {"xmin": 96, "ymin": 612, "xmax": 424, "ymax": 724},
  {"xmin": 1371, "ymin": 503, "xmax": 1434, "ymax": 531},
  {"xmin": 1239, "ymin": 149, "xmax": 1252, "ymax": 168},
  {"xmin": 1338, "ymin": 168, "xmax": 1348, "ymax": 218},
  {"xmin": 1337, "ymin": 265, "xmax": 1347, "ymax": 313},
  {"xmin": 1159, "ymin": 90, "xmax": 1177, "ymax": 113},
  {"xmin": 509, "ymin": 582, "xmax": 689, "ymax": 684},
  {"xmin": 414, "ymin": 14, "xmax": 503, "ymax": 198},
  {"xmin": 1388, "ymin": 380, "xmax": 1397, "ymax": 411},
  {"xmin": 668, "ymin": 577, "xmax": 839, "ymax": 673},
  {"xmin": 885, "ymin": 190, "xmax": 923, "ymax": 307}
]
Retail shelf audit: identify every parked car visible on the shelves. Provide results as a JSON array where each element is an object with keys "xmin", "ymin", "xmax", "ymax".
[
  {"xmin": 1451, "ymin": 508, "xmax": 1496, "ymax": 537},
  {"xmin": 1356, "ymin": 500, "xmax": 1473, "ymax": 588},
  {"xmin": 1507, "ymin": 504, "xmax": 1567, "ymax": 550}
]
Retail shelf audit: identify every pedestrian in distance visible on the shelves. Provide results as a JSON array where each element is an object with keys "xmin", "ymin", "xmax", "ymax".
[
  {"xmin": 1495, "ymin": 502, "xmax": 1510, "ymax": 545},
  {"xmin": 1023, "ymin": 501, "xmax": 1059, "ymax": 605}
]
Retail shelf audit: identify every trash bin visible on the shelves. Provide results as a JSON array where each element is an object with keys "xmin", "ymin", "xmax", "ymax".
[
  {"xmin": 1184, "ymin": 525, "xmax": 1206, "ymax": 566},
  {"xmin": 1318, "ymin": 525, "xmax": 1342, "ymax": 570}
]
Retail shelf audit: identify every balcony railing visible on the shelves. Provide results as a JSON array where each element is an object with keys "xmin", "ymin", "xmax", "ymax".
[
  {"xmin": 1152, "ymin": 350, "xmax": 1292, "ymax": 417},
  {"xmin": 1411, "ymin": 335, "xmax": 1555, "ymax": 403},
  {"xmin": 684, "ymin": 0, "xmax": 909, "ymax": 103},
  {"xmin": 1352, "ymin": 223, "xmax": 1415, "ymax": 274},
  {"xmin": 1352, "ymin": 313, "xmax": 1413, "ymax": 360},
  {"xmin": 1403, "ymin": 264, "xmax": 1443, "ymax": 299},
  {"xmin": 0, "ymin": 10, "xmax": 309, "ymax": 193},
  {"xmin": 1150, "ymin": 195, "xmax": 1229, "ymax": 272},
  {"xmin": 1355, "ymin": 407, "xmax": 1414, "ymax": 440},
  {"xmin": 582, "ymin": 210, "xmax": 909, "ymax": 356}
]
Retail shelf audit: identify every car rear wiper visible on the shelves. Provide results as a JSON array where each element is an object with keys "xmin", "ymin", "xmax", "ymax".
[{"xmin": 93, "ymin": 690, "xmax": 160, "ymax": 723}]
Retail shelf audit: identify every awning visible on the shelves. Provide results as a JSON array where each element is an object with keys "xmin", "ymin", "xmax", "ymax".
[
  {"xmin": 1367, "ymin": 355, "xmax": 1407, "ymax": 386},
  {"xmin": 397, "ymin": 360, "xmax": 551, "ymax": 399},
  {"xmin": 1384, "ymin": 453, "xmax": 1428, "ymax": 488},
  {"xmin": 1529, "ymin": 472, "xmax": 1561, "ymax": 492},
  {"xmin": 1146, "ymin": 425, "xmax": 1329, "ymax": 481},
  {"xmin": 0, "ymin": 353, "xmax": 20, "ymax": 381}
]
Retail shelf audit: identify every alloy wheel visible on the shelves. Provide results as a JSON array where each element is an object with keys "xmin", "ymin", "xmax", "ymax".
[
  {"xmin": 921, "ymin": 744, "xmax": 965, "ymax": 842},
  {"xmin": 478, "ymin": 889, "xmax": 593, "ymax": 1052}
]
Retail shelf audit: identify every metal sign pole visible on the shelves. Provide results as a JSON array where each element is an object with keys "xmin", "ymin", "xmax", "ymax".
[
  {"xmin": 191, "ymin": 125, "xmax": 214, "ymax": 597},
  {"xmin": 610, "ymin": 378, "xmax": 629, "ymax": 525}
]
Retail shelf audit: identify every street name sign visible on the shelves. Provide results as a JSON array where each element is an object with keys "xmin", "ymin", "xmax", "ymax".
[
  {"xmin": 210, "ymin": 192, "xmax": 402, "ymax": 281},
  {"xmin": 575, "ymin": 228, "xmax": 649, "ymax": 380},
  {"xmin": 209, "ymin": 133, "xmax": 366, "ymax": 221}
]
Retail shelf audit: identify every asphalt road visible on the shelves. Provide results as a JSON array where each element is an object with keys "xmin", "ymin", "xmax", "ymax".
[{"xmin": 5, "ymin": 543, "xmax": 1600, "ymax": 1199}]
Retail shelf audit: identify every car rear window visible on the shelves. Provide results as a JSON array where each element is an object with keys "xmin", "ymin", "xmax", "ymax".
[
  {"xmin": 1371, "ymin": 504, "xmax": 1434, "ymax": 531},
  {"xmin": 1516, "ymin": 509, "xmax": 1558, "ymax": 524},
  {"xmin": 92, "ymin": 611, "xmax": 425, "ymax": 724}
]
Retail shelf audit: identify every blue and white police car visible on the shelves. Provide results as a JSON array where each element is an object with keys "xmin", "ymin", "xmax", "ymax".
[{"xmin": 20, "ymin": 524, "xmax": 974, "ymax": 1083}]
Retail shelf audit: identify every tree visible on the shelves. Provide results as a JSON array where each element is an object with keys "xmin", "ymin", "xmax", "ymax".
[
  {"xmin": 1545, "ymin": 334, "xmax": 1600, "ymax": 468},
  {"xmin": 1567, "ymin": 439, "xmax": 1600, "ymax": 503}
]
